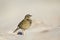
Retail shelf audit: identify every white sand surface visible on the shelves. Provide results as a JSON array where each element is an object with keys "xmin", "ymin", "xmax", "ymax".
[{"xmin": 0, "ymin": 0, "xmax": 60, "ymax": 40}]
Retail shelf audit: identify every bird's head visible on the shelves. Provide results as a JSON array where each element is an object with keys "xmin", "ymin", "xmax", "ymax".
[{"xmin": 24, "ymin": 14, "xmax": 32, "ymax": 19}]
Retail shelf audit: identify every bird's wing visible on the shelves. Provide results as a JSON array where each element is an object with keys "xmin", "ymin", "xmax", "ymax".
[{"xmin": 18, "ymin": 19, "xmax": 24, "ymax": 27}]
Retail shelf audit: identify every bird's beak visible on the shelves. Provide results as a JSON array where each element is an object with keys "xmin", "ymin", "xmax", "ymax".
[
  {"xmin": 30, "ymin": 15, "xmax": 32, "ymax": 19},
  {"xmin": 30, "ymin": 15, "xmax": 32, "ymax": 17}
]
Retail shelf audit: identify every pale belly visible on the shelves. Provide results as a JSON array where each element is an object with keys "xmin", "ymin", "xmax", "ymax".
[{"xmin": 21, "ymin": 21, "xmax": 31, "ymax": 30}]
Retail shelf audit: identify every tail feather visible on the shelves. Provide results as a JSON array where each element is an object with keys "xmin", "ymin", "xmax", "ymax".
[{"xmin": 13, "ymin": 27, "xmax": 19, "ymax": 33}]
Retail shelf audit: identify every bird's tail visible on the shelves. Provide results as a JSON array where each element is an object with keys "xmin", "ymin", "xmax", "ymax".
[{"xmin": 13, "ymin": 27, "xmax": 19, "ymax": 33}]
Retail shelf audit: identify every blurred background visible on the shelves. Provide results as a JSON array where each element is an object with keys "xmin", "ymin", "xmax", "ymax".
[{"xmin": 0, "ymin": 0, "xmax": 60, "ymax": 40}]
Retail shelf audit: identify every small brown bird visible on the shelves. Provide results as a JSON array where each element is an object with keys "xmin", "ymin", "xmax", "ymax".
[{"xmin": 13, "ymin": 14, "xmax": 32, "ymax": 34}]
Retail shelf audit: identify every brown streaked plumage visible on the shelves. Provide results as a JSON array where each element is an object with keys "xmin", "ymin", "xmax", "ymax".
[{"xmin": 13, "ymin": 14, "xmax": 32, "ymax": 34}]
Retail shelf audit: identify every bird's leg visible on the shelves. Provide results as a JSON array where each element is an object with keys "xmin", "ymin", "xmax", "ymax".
[{"xmin": 13, "ymin": 27, "xmax": 19, "ymax": 33}]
